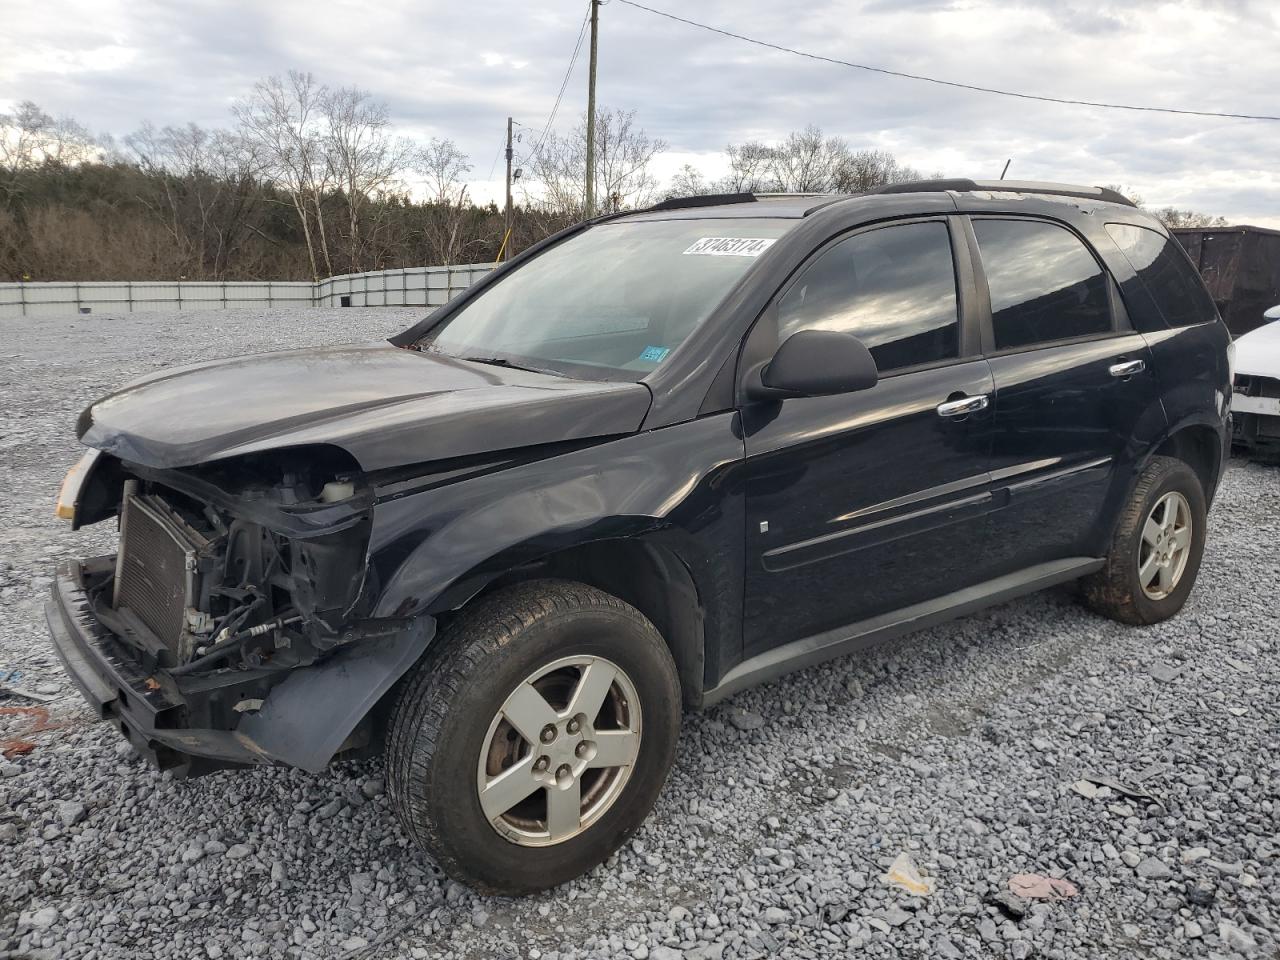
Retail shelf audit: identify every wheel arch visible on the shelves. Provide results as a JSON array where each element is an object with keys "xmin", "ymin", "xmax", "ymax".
[
  {"xmin": 447, "ymin": 537, "xmax": 707, "ymax": 708},
  {"xmin": 1146, "ymin": 417, "xmax": 1226, "ymax": 504},
  {"xmin": 1090, "ymin": 411, "xmax": 1225, "ymax": 557}
]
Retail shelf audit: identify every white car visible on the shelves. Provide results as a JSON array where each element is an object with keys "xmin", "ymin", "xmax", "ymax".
[{"xmin": 1232, "ymin": 304, "xmax": 1280, "ymax": 459}]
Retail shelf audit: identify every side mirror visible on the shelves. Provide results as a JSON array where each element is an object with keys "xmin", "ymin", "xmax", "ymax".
[
  {"xmin": 750, "ymin": 329, "xmax": 879, "ymax": 400},
  {"xmin": 1264, "ymin": 304, "xmax": 1280, "ymax": 321}
]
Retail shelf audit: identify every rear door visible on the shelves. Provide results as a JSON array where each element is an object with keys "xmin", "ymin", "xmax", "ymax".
[
  {"xmin": 739, "ymin": 217, "xmax": 1002, "ymax": 655},
  {"xmin": 965, "ymin": 216, "xmax": 1164, "ymax": 571}
]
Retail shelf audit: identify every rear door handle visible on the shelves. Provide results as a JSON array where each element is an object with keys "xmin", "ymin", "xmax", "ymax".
[
  {"xmin": 936, "ymin": 394, "xmax": 990, "ymax": 418},
  {"xmin": 1109, "ymin": 359, "xmax": 1146, "ymax": 378}
]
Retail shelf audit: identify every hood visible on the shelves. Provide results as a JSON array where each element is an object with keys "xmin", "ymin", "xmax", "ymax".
[
  {"xmin": 1234, "ymin": 322, "xmax": 1280, "ymax": 378},
  {"xmin": 78, "ymin": 342, "xmax": 653, "ymax": 471}
]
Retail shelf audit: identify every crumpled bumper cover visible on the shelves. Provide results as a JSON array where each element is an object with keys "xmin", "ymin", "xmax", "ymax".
[{"xmin": 45, "ymin": 557, "xmax": 433, "ymax": 778}]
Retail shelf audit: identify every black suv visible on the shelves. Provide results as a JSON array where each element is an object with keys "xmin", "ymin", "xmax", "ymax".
[{"xmin": 47, "ymin": 180, "xmax": 1230, "ymax": 894}]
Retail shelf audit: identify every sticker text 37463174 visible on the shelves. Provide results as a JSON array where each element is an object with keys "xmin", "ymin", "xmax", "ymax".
[{"xmin": 682, "ymin": 237, "xmax": 778, "ymax": 257}]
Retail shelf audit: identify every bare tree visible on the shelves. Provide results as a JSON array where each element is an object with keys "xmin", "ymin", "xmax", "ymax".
[
  {"xmin": 722, "ymin": 141, "xmax": 775, "ymax": 193},
  {"xmin": 0, "ymin": 101, "xmax": 97, "ymax": 170},
  {"xmin": 832, "ymin": 148, "xmax": 924, "ymax": 192},
  {"xmin": 0, "ymin": 101, "xmax": 99, "ymax": 206},
  {"xmin": 666, "ymin": 129, "xmax": 938, "ymax": 200},
  {"xmin": 234, "ymin": 72, "xmax": 331, "ymax": 279},
  {"xmin": 529, "ymin": 108, "xmax": 666, "ymax": 218},
  {"xmin": 322, "ymin": 85, "xmax": 413, "ymax": 272},
  {"xmin": 416, "ymin": 137, "xmax": 474, "ymax": 265},
  {"xmin": 1151, "ymin": 208, "xmax": 1228, "ymax": 228},
  {"xmin": 418, "ymin": 137, "xmax": 471, "ymax": 205},
  {"xmin": 767, "ymin": 125, "xmax": 850, "ymax": 192},
  {"xmin": 665, "ymin": 163, "xmax": 713, "ymax": 199},
  {"xmin": 125, "ymin": 122, "xmax": 263, "ymax": 277}
]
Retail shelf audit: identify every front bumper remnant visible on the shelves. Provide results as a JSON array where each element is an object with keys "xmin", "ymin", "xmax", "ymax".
[{"xmin": 46, "ymin": 557, "xmax": 433, "ymax": 777}]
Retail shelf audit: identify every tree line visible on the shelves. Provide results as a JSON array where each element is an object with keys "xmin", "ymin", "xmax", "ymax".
[
  {"xmin": 1, "ymin": 82, "xmax": 556, "ymax": 283},
  {"xmin": 0, "ymin": 82, "xmax": 1227, "ymax": 283}
]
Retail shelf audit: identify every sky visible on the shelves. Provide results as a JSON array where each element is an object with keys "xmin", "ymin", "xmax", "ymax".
[{"xmin": 3, "ymin": 0, "xmax": 1279, "ymax": 225}]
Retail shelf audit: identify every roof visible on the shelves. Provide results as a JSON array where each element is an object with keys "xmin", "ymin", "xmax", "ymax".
[{"xmin": 626, "ymin": 179, "xmax": 1137, "ymax": 222}]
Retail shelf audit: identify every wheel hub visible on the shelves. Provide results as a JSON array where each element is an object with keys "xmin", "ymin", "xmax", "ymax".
[{"xmin": 531, "ymin": 712, "xmax": 598, "ymax": 790}]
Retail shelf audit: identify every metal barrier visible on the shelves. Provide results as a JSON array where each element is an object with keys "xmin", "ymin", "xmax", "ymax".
[{"xmin": 0, "ymin": 264, "xmax": 493, "ymax": 319}]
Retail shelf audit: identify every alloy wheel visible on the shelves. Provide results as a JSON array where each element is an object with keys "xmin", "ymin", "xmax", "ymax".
[
  {"xmin": 1138, "ymin": 490, "xmax": 1192, "ymax": 600},
  {"xmin": 476, "ymin": 655, "xmax": 642, "ymax": 846}
]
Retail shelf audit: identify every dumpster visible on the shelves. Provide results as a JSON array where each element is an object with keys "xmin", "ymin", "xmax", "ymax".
[{"xmin": 1172, "ymin": 225, "xmax": 1280, "ymax": 337}]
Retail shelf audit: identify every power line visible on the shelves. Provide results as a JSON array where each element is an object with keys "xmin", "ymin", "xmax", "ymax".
[
  {"xmin": 522, "ymin": 1, "xmax": 593, "ymax": 168},
  {"xmin": 485, "ymin": 130, "xmax": 507, "ymax": 182},
  {"xmin": 615, "ymin": 0, "xmax": 1280, "ymax": 123}
]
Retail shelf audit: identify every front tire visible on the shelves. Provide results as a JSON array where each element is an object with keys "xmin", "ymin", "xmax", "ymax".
[
  {"xmin": 386, "ymin": 580, "xmax": 681, "ymax": 894},
  {"xmin": 1081, "ymin": 456, "xmax": 1207, "ymax": 625}
]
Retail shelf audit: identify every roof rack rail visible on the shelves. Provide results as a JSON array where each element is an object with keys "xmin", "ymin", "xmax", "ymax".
[
  {"xmin": 647, "ymin": 192, "xmax": 756, "ymax": 212},
  {"xmin": 872, "ymin": 178, "xmax": 1136, "ymax": 207},
  {"xmin": 646, "ymin": 190, "xmax": 837, "ymax": 213}
]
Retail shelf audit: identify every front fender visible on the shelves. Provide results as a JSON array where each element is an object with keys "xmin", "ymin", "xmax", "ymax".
[{"xmin": 366, "ymin": 414, "xmax": 746, "ymax": 623}]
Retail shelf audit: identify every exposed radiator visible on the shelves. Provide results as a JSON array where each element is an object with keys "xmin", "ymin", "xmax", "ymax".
[{"xmin": 113, "ymin": 490, "xmax": 204, "ymax": 656}]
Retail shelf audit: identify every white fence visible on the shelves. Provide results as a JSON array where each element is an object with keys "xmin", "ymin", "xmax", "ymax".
[
  {"xmin": 315, "ymin": 264, "xmax": 493, "ymax": 309},
  {"xmin": 0, "ymin": 263, "xmax": 494, "ymax": 319}
]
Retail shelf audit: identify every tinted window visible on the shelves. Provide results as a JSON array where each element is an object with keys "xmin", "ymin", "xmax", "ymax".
[
  {"xmin": 1105, "ymin": 223, "xmax": 1218, "ymax": 328},
  {"xmin": 973, "ymin": 219, "xmax": 1112, "ymax": 350},
  {"xmin": 777, "ymin": 221, "xmax": 958, "ymax": 372}
]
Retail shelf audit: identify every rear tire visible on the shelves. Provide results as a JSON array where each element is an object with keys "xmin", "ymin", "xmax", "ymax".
[
  {"xmin": 386, "ymin": 580, "xmax": 681, "ymax": 895},
  {"xmin": 1080, "ymin": 456, "xmax": 1207, "ymax": 625}
]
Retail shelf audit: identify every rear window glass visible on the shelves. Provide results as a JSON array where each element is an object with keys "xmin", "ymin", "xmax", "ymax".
[
  {"xmin": 973, "ymin": 218, "xmax": 1113, "ymax": 351},
  {"xmin": 1105, "ymin": 223, "xmax": 1219, "ymax": 328}
]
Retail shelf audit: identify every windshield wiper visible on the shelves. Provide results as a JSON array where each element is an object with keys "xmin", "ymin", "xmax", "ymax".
[{"xmin": 461, "ymin": 356, "xmax": 563, "ymax": 377}]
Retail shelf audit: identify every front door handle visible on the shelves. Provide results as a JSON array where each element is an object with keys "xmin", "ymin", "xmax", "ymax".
[
  {"xmin": 936, "ymin": 394, "xmax": 990, "ymax": 418},
  {"xmin": 1109, "ymin": 359, "xmax": 1146, "ymax": 378}
]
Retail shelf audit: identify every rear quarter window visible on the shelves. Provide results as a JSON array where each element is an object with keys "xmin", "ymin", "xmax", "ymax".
[{"xmin": 1105, "ymin": 223, "xmax": 1219, "ymax": 328}]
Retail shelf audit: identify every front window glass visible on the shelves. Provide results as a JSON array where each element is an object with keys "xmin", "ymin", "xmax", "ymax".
[
  {"xmin": 777, "ymin": 221, "xmax": 959, "ymax": 372},
  {"xmin": 418, "ymin": 218, "xmax": 790, "ymax": 379}
]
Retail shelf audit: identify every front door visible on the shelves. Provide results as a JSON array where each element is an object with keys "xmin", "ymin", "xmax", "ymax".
[{"xmin": 739, "ymin": 218, "xmax": 1000, "ymax": 656}]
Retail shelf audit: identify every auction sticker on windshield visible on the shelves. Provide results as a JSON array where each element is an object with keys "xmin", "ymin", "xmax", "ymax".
[{"xmin": 682, "ymin": 237, "xmax": 778, "ymax": 257}]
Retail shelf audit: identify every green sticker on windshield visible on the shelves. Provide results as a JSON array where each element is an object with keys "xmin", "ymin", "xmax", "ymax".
[{"xmin": 640, "ymin": 346, "xmax": 670, "ymax": 362}]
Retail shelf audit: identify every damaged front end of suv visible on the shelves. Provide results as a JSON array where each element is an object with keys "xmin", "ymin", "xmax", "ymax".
[
  {"xmin": 48, "ymin": 443, "xmax": 430, "ymax": 778},
  {"xmin": 44, "ymin": 335, "xmax": 656, "ymax": 781}
]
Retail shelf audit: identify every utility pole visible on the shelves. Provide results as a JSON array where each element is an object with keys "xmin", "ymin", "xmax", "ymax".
[
  {"xmin": 504, "ymin": 116, "xmax": 514, "ymax": 259},
  {"xmin": 584, "ymin": 0, "xmax": 600, "ymax": 219}
]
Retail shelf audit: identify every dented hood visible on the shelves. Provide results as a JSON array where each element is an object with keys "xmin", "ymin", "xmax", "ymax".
[{"xmin": 78, "ymin": 342, "xmax": 652, "ymax": 471}]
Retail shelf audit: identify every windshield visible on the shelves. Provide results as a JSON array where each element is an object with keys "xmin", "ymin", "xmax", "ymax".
[{"xmin": 417, "ymin": 218, "xmax": 790, "ymax": 379}]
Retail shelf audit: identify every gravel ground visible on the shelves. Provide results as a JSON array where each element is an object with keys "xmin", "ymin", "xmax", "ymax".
[{"xmin": 2, "ymin": 308, "xmax": 1278, "ymax": 960}]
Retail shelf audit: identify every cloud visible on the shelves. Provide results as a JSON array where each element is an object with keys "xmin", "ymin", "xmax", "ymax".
[{"xmin": 3, "ymin": 0, "xmax": 1278, "ymax": 224}]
